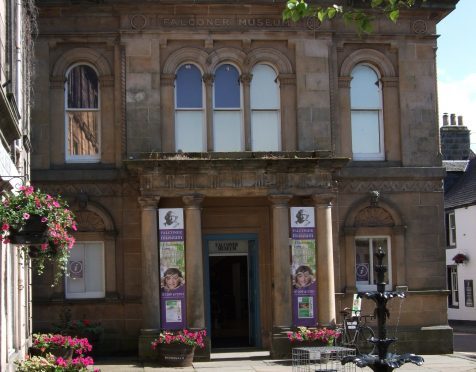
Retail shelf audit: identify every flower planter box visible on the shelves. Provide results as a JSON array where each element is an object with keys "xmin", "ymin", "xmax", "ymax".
[
  {"xmin": 9, "ymin": 214, "xmax": 48, "ymax": 245},
  {"xmin": 156, "ymin": 343, "xmax": 195, "ymax": 367},
  {"xmin": 28, "ymin": 346, "xmax": 74, "ymax": 361}
]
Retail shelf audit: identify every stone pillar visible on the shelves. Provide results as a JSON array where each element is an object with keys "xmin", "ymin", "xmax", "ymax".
[
  {"xmin": 269, "ymin": 194, "xmax": 292, "ymax": 358},
  {"xmin": 240, "ymin": 73, "xmax": 253, "ymax": 151},
  {"xmin": 138, "ymin": 196, "xmax": 161, "ymax": 361},
  {"xmin": 203, "ymin": 74, "xmax": 214, "ymax": 152},
  {"xmin": 278, "ymin": 74, "xmax": 297, "ymax": 151},
  {"xmin": 337, "ymin": 77, "xmax": 352, "ymax": 158},
  {"xmin": 182, "ymin": 194, "xmax": 205, "ymax": 329},
  {"xmin": 312, "ymin": 194, "xmax": 336, "ymax": 326},
  {"xmin": 161, "ymin": 74, "xmax": 175, "ymax": 152}
]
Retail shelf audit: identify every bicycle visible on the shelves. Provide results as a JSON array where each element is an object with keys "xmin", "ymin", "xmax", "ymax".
[{"xmin": 335, "ymin": 307, "xmax": 376, "ymax": 355}]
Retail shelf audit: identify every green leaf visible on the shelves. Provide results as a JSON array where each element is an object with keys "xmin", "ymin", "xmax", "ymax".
[
  {"xmin": 389, "ymin": 9, "xmax": 399, "ymax": 22},
  {"xmin": 328, "ymin": 7, "xmax": 337, "ymax": 19},
  {"xmin": 371, "ymin": 0, "xmax": 383, "ymax": 8}
]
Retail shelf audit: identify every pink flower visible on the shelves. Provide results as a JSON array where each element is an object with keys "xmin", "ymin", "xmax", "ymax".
[
  {"xmin": 40, "ymin": 243, "xmax": 48, "ymax": 252},
  {"xmin": 3, "ymin": 238, "xmax": 10, "ymax": 244},
  {"xmin": 23, "ymin": 213, "xmax": 30, "ymax": 220},
  {"xmin": 41, "ymin": 217, "xmax": 48, "ymax": 223},
  {"xmin": 56, "ymin": 357, "xmax": 67, "ymax": 367},
  {"xmin": 1, "ymin": 223, "xmax": 9, "ymax": 231}
]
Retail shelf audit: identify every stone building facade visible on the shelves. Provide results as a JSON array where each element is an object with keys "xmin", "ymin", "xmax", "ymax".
[
  {"xmin": 31, "ymin": 0, "xmax": 457, "ymax": 358},
  {"xmin": 0, "ymin": 0, "xmax": 34, "ymax": 370}
]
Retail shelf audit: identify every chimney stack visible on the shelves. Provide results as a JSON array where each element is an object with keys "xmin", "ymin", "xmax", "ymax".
[{"xmin": 440, "ymin": 114, "xmax": 470, "ymax": 160}]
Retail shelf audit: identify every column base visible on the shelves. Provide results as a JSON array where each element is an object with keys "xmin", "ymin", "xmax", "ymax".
[
  {"xmin": 138, "ymin": 329, "xmax": 160, "ymax": 362},
  {"xmin": 270, "ymin": 326, "xmax": 293, "ymax": 359}
]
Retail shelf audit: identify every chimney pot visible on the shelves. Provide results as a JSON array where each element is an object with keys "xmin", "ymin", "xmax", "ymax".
[
  {"xmin": 458, "ymin": 115, "xmax": 464, "ymax": 126},
  {"xmin": 443, "ymin": 113, "xmax": 449, "ymax": 126},
  {"xmin": 450, "ymin": 113, "xmax": 456, "ymax": 126}
]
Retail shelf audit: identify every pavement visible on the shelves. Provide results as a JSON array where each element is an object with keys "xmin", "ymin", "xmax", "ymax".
[{"xmin": 93, "ymin": 350, "xmax": 476, "ymax": 371}]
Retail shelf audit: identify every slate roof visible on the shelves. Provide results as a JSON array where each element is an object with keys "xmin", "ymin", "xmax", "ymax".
[{"xmin": 445, "ymin": 157, "xmax": 476, "ymax": 209}]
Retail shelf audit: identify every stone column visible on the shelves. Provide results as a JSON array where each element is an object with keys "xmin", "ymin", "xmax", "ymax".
[
  {"xmin": 138, "ymin": 196, "xmax": 161, "ymax": 329},
  {"xmin": 277, "ymin": 74, "xmax": 297, "ymax": 151},
  {"xmin": 312, "ymin": 194, "xmax": 336, "ymax": 326},
  {"xmin": 337, "ymin": 77, "xmax": 352, "ymax": 158},
  {"xmin": 240, "ymin": 73, "xmax": 253, "ymax": 151},
  {"xmin": 269, "ymin": 194, "xmax": 292, "ymax": 358},
  {"xmin": 138, "ymin": 196, "xmax": 161, "ymax": 362},
  {"xmin": 183, "ymin": 194, "xmax": 205, "ymax": 329},
  {"xmin": 161, "ymin": 74, "xmax": 175, "ymax": 152},
  {"xmin": 203, "ymin": 74, "xmax": 214, "ymax": 152}
]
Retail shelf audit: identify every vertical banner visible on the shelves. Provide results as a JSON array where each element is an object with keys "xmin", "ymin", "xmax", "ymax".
[
  {"xmin": 158, "ymin": 208, "xmax": 186, "ymax": 329},
  {"xmin": 290, "ymin": 207, "xmax": 317, "ymax": 327}
]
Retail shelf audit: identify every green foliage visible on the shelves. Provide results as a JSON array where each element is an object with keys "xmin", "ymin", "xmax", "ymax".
[{"xmin": 283, "ymin": 0, "xmax": 424, "ymax": 33}]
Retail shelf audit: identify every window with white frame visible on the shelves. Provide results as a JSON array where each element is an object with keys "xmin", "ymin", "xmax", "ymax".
[
  {"xmin": 65, "ymin": 242, "xmax": 105, "ymax": 299},
  {"xmin": 250, "ymin": 64, "xmax": 280, "ymax": 151},
  {"xmin": 447, "ymin": 266, "xmax": 459, "ymax": 308},
  {"xmin": 355, "ymin": 236, "xmax": 391, "ymax": 291},
  {"xmin": 350, "ymin": 64, "xmax": 384, "ymax": 161},
  {"xmin": 65, "ymin": 64, "xmax": 100, "ymax": 163},
  {"xmin": 175, "ymin": 63, "xmax": 206, "ymax": 152},
  {"xmin": 213, "ymin": 64, "xmax": 243, "ymax": 151},
  {"xmin": 447, "ymin": 212, "xmax": 456, "ymax": 247}
]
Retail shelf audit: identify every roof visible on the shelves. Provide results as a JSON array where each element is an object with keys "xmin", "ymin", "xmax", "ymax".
[{"xmin": 445, "ymin": 158, "xmax": 476, "ymax": 209}]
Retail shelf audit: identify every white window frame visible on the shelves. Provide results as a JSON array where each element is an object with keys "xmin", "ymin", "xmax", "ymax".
[
  {"xmin": 250, "ymin": 63, "xmax": 281, "ymax": 151},
  {"xmin": 355, "ymin": 236, "xmax": 392, "ymax": 292},
  {"xmin": 212, "ymin": 63, "xmax": 244, "ymax": 152},
  {"xmin": 350, "ymin": 64, "xmax": 384, "ymax": 161},
  {"xmin": 64, "ymin": 63, "xmax": 101, "ymax": 163},
  {"xmin": 449, "ymin": 266, "xmax": 459, "ymax": 307},
  {"xmin": 448, "ymin": 212, "xmax": 456, "ymax": 247},
  {"xmin": 65, "ymin": 241, "xmax": 105, "ymax": 299},
  {"xmin": 174, "ymin": 63, "xmax": 206, "ymax": 152}
]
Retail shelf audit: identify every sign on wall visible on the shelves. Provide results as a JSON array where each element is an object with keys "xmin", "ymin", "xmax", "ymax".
[
  {"xmin": 158, "ymin": 208, "xmax": 186, "ymax": 329},
  {"xmin": 290, "ymin": 207, "xmax": 317, "ymax": 327},
  {"xmin": 465, "ymin": 280, "xmax": 474, "ymax": 307}
]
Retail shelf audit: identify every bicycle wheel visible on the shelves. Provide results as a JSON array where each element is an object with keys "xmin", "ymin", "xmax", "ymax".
[{"xmin": 355, "ymin": 326, "xmax": 375, "ymax": 355}]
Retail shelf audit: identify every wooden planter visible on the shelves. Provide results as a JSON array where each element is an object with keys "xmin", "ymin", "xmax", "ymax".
[
  {"xmin": 156, "ymin": 343, "xmax": 195, "ymax": 367},
  {"xmin": 9, "ymin": 214, "xmax": 48, "ymax": 245}
]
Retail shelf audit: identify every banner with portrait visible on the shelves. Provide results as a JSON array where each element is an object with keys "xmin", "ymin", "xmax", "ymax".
[
  {"xmin": 290, "ymin": 207, "xmax": 317, "ymax": 327},
  {"xmin": 158, "ymin": 208, "xmax": 186, "ymax": 330}
]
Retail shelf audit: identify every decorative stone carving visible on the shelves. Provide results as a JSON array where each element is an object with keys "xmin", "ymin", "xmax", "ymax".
[
  {"xmin": 74, "ymin": 210, "xmax": 106, "ymax": 232},
  {"xmin": 354, "ymin": 206, "xmax": 395, "ymax": 227},
  {"xmin": 412, "ymin": 20, "xmax": 428, "ymax": 34},
  {"xmin": 130, "ymin": 14, "xmax": 147, "ymax": 30},
  {"xmin": 339, "ymin": 180, "xmax": 443, "ymax": 193}
]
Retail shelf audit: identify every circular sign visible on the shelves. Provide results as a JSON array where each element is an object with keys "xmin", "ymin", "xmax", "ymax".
[{"xmin": 69, "ymin": 261, "xmax": 83, "ymax": 277}]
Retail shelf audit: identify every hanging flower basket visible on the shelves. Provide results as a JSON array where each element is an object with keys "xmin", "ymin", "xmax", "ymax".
[
  {"xmin": 453, "ymin": 253, "xmax": 469, "ymax": 265},
  {"xmin": 0, "ymin": 185, "xmax": 77, "ymax": 284}
]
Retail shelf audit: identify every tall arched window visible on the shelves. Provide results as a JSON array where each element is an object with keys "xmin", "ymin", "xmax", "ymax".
[
  {"xmin": 213, "ymin": 64, "xmax": 243, "ymax": 151},
  {"xmin": 350, "ymin": 64, "xmax": 384, "ymax": 160},
  {"xmin": 65, "ymin": 64, "xmax": 100, "ymax": 162},
  {"xmin": 250, "ymin": 64, "xmax": 280, "ymax": 151},
  {"xmin": 175, "ymin": 63, "xmax": 205, "ymax": 152}
]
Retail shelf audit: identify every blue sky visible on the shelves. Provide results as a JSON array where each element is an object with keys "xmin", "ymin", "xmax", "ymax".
[{"xmin": 437, "ymin": 0, "xmax": 476, "ymax": 147}]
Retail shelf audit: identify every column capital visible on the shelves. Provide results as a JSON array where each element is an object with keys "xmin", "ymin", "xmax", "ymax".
[
  {"xmin": 182, "ymin": 194, "xmax": 204, "ymax": 208},
  {"xmin": 202, "ymin": 73, "xmax": 214, "ymax": 86},
  {"xmin": 268, "ymin": 194, "xmax": 292, "ymax": 207},
  {"xmin": 240, "ymin": 73, "xmax": 253, "ymax": 85},
  {"xmin": 138, "ymin": 196, "xmax": 160, "ymax": 209},
  {"xmin": 311, "ymin": 193, "xmax": 335, "ymax": 207},
  {"xmin": 338, "ymin": 76, "xmax": 352, "ymax": 89},
  {"xmin": 161, "ymin": 73, "xmax": 175, "ymax": 87},
  {"xmin": 277, "ymin": 73, "xmax": 296, "ymax": 86}
]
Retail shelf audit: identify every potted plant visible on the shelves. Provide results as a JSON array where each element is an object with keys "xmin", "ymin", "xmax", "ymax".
[
  {"xmin": 15, "ymin": 353, "xmax": 97, "ymax": 372},
  {"xmin": 287, "ymin": 326, "xmax": 340, "ymax": 346},
  {"xmin": 0, "ymin": 185, "xmax": 77, "ymax": 284},
  {"xmin": 453, "ymin": 253, "xmax": 469, "ymax": 265},
  {"xmin": 52, "ymin": 307, "xmax": 104, "ymax": 345},
  {"xmin": 151, "ymin": 329, "xmax": 207, "ymax": 367},
  {"xmin": 29, "ymin": 333, "xmax": 93, "ymax": 361}
]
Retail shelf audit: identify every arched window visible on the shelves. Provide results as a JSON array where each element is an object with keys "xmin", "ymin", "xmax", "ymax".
[
  {"xmin": 213, "ymin": 64, "xmax": 243, "ymax": 151},
  {"xmin": 175, "ymin": 63, "xmax": 205, "ymax": 152},
  {"xmin": 65, "ymin": 64, "xmax": 100, "ymax": 162},
  {"xmin": 350, "ymin": 64, "xmax": 384, "ymax": 160},
  {"xmin": 250, "ymin": 64, "xmax": 280, "ymax": 151}
]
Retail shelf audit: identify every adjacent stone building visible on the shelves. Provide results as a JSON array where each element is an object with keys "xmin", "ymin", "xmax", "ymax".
[
  {"xmin": 31, "ymin": 0, "xmax": 457, "ymax": 358},
  {"xmin": 0, "ymin": 0, "xmax": 35, "ymax": 370}
]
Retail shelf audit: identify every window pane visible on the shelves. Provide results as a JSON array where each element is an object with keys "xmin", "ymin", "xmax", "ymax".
[
  {"xmin": 67, "ymin": 65, "xmax": 98, "ymax": 109},
  {"xmin": 175, "ymin": 111, "xmax": 205, "ymax": 152},
  {"xmin": 251, "ymin": 64, "xmax": 279, "ymax": 109},
  {"xmin": 67, "ymin": 244, "xmax": 85, "ymax": 294},
  {"xmin": 213, "ymin": 111, "xmax": 242, "ymax": 151},
  {"xmin": 355, "ymin": 238, "xmax": 370, "ymax": 285},
  {"xmin": 251, "ymin": 111, "xmax": 280, "ymax": 151},
  {"xmin": 351, "ymin": 111, "xmax": 381, "ymax": 154},
  {"xmin": 214, "ymin": 64, "xmax": 240, "ymax": 108},
  {"xmin": 176, "ymin": 64, "xmax": 203, "ymax": 109},
  {"xmin": 67, "ymin": 111, "xmax": 100, "ymax": 156},
  {"xmin": 351, "ymin": 65, "xmax": 380, "ymax": 109},
  {"xmin": 85, "ymin": 243, "xmax": 104, "ymax": 294}
]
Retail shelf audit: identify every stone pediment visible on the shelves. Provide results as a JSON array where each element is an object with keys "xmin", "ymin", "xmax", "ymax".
[{"xmin": 125, "ymin": 152, "xmax": 349, "ymax": 197}]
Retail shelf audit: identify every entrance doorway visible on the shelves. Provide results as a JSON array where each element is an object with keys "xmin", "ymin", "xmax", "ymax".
[{"xmin": 204, "ymin": 235, "xmax": 260, "ymax": 349}]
